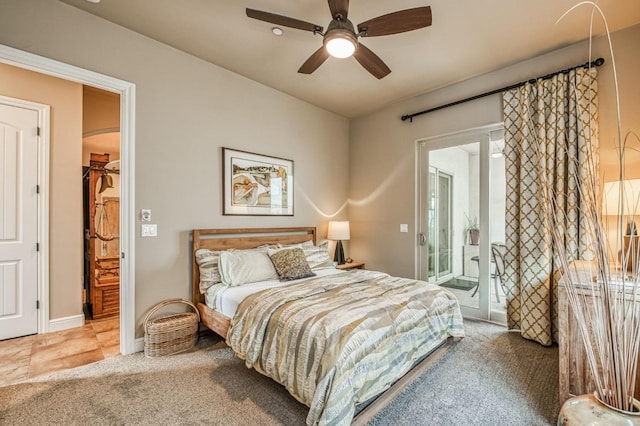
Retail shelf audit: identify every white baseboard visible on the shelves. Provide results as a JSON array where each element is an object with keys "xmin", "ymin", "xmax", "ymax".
[
  {"xmin": 48, "ymin": 315, "xmax": 145, "ymax": 354},
  {"xmin": 135, "ymin": 337, "xmax": 145, "ymax": 353},
  {"xmin": 48, "ymin": 314, "xmax": 85, "ymax": 332}
]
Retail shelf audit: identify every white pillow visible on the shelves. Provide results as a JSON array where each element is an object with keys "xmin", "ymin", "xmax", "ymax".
[
  {"xmin": 277, "ymin": 240, "xmax": 315, "ymax": 249},
  {"xmin": 219, "ymin": 247, "xmax": 278, "ymax": 286},
  {"xmin": 304, "ymin": 241, "xmax": 335, "ymax": 270}
]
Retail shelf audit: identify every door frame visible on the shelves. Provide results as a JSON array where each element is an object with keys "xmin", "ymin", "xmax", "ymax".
[
  {"xmin": 416, "ymin": 123, "xmax": 503, "ymax": 321},
  {"xmin": 0, "ymin": 44, "xmax": 137, "ymax": 355}
]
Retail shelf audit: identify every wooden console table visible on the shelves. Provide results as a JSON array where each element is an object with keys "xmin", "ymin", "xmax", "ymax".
[{"xmin": 558, "ymin": 261, "xmax": 640, "ymax": 403}]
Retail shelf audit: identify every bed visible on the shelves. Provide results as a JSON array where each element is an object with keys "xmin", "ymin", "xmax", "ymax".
[{"xmin": 192, "ymin": 227, "xmax": 464, "ymax": 425}]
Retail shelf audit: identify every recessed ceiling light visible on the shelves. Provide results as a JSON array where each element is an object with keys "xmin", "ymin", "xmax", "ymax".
[
  {"xmin": 85, "ymin": 0, "xmax": 101, "ymax": 3},
  {"xmin": 272, "ymin": 27, "xmax": 283, "ymax": 36}
]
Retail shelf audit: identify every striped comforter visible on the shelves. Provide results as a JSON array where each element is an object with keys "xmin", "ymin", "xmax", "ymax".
[{"xmin": 226, "ymin": 270, "xmax": 465, "ymax": 426}]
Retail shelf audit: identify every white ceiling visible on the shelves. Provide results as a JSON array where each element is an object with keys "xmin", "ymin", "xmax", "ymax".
[{"xmin": 59, "ymin": 0, "xmax": 640, "ymax": 118}]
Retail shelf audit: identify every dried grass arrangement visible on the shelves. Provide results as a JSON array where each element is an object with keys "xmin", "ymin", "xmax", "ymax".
[{"xmin": 537, "ymin": 1, "xmax": 640, "ymax": 413}]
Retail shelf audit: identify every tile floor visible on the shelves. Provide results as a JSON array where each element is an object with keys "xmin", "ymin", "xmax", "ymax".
[{"xmin": 0, "ymin": 316, "xmax": 120, "ymax": 387}]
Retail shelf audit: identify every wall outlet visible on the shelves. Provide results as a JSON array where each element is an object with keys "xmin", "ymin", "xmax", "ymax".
[
  {"xmin": 141, "ymin": 223, "xmax": 157, "ymax": 237},
  {"xmin": 140, "ymin": 209, "xmax": 151, "ymax": 222},
  {"xmin": 400, "ymin": 224, "xmax": 409, "ymax": 233}
]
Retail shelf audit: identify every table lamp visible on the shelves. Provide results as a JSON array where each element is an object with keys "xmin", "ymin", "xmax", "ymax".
[
  {"xmin": 603, "ymin": 179, "xmax": 640, "ymax": 271},
  {"xmin": 327, "ymin": 221, "xmax": 350, "ymax": 265},
  {"xmin": 603, "ymin": 179, "xmax": 640, "ymax": 235}
]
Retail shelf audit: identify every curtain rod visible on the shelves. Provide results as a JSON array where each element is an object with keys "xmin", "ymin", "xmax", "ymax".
[{"xmin": 401, "ymin": 57, "xmax": 605, "ymax": 123}]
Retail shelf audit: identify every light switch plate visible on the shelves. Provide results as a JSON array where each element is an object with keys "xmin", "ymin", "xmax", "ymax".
[
  {"xmin": 400, "ymin": 224, "xmax": 409, "ymax": 233},
  {"xmin": 141, "ymin": 223, "xmax": 157, "ymax": 237}
]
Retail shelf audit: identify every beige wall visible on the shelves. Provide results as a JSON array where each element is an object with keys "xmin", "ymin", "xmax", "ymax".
[
  {"xmin": 83, "ymin": 132, "xmax": 119, "ymax": 165},
  {"xmin": 350, "ymin": 24, "xmax": 640, "ymax": 278},
  {"xmin": 0, "ymin": 62, "xmax": 83, "ymax": 319},
  {"xmin": 83, "ymin": 85, "xmax": 120, "ymax": 135},
  {"xmin": 0, "ymin": 0, "xmax": 350, "ymax": 335},
  {"xmin": 83, "ymin": 86, "xmax": 120, "ymax": 165},
  {"xmin": 599, "ymin": 26, "xmax": 640, "ymax": 180}
]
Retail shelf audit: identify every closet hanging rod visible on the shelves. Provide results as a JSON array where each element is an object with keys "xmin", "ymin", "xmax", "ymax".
[{"xmin": 401, "ymin": 57, "xmax": 605, "ymax": 123}]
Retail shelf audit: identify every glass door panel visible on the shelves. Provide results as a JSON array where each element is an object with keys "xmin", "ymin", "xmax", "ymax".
[
  {"xmin": 427, "ymin": 170, "xmax": 436, "ymax": 280},
  {"xmin": 418, "ymin": 124, "xmax": 505, "ymax": 322},
  {"xmin": 427, "ymin": 168, "xmax": 453, "ymax": 282},
  {"xmin": 425, "ymin": 144, "xmax": 479, "ymax": 310},
  {"xmin": 489, "ymin": 137, "xmax": 507, "ymax": 324},
  {"xmin": 437, "ymin": 173, "xmax": 452, "ymax": 276}
]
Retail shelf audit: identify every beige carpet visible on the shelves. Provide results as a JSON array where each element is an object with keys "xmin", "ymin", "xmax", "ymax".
[{"xmin": 0, "ymin": 320, "xmax": 559, "ymax": 425}]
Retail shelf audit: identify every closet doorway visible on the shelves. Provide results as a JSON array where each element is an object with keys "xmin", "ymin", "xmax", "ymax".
[
  {"xmin": 0, "ymin": 44, "xmax": 136, "ymax": 355},
  {"xmin": 82, "ymin": 86, "xmax": 121, "ymax": 321}
]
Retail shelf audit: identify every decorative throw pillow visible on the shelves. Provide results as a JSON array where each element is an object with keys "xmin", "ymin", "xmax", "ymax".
[
  {"xmin": 268, "ymin": 248, "xmax": 316, "ymax": 281},
  {"xmin": 304, "ymin": 241, "xmax": 335, "ymax": 270},
  {"xmin": 219, "ymin": 247, "xmax": 278, "ymax": 286},
  {"xmin": 195, "ymin": 248, "xmax": 222, "ymax": 294}
]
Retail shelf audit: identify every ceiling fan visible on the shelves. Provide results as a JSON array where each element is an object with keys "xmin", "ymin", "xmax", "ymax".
[{"xmin": 246, "ymin": 1, "xmax": 432, "ymax": 79}]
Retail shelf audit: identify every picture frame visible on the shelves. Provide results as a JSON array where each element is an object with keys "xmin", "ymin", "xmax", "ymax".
[{"xmin": 222, "ymin": 147, "xmax": 294, "ymax": 216}]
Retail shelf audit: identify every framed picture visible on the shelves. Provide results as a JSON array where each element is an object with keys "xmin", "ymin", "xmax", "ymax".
[{"xmin": 222, "ymin": 147, "xmax": 294, "ymax": 216}]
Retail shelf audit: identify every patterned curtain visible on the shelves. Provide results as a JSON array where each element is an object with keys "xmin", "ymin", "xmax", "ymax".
[{"xmin": 501, "ymin": 67, "xmax": 598, "ymax": 346}]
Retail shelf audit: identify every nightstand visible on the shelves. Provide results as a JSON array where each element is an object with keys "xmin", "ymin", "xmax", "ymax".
[{"xmin": 336, "ymin": 261, "xmax": 365, "ymax": 271}]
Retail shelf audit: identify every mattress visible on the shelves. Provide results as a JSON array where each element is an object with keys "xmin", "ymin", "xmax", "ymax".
[{"xmin": 205, "ymin": 267, "xmax": 344, "ymax": 317}]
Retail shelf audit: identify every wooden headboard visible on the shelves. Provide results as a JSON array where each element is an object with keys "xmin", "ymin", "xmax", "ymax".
[{"xmin": 191, "ymin": 227, "xmax": 317, "ymax": 306}]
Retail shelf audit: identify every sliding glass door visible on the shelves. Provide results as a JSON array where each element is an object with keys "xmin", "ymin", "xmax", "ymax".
[
  {"xmin": 427, "ymin": 168, "xmax": 453, "ymax": 282},
  {"xmin": 418, "ymin": 124, "xmax": 505, "ymax": 323}
]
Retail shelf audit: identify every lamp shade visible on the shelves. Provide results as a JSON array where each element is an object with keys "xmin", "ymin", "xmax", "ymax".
[
  {"xmin": 327, "ymin": 221, "xmax": 350, "ymax": 241},
  {"xmin": 603, "ymin": 179, "xmax": 640, "ymax": 216}
]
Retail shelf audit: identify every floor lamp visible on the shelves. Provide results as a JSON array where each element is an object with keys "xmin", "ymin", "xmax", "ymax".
[{"xmin": 328, "ymin": 221, "xmax": 350, "ymax": 265}]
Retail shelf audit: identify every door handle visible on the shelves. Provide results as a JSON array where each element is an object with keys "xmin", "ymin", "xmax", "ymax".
[{"xmin": 418, "ymin": 232, "xmax": 427, "ymax": 246}]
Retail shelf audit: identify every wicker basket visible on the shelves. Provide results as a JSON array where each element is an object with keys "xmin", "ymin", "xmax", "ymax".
[{"xmin": 144, "ymin": 298, "xmax": 200, "ymax": 358}]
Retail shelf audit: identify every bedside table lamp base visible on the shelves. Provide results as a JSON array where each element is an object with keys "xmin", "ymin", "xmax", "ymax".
[
  {"xmin": 328, "ymin": 220, "xmax": 350, "ymax": 266},
  {"xmin": 334, "ymin": 240, "xmax": 345, "ymax": 265}
]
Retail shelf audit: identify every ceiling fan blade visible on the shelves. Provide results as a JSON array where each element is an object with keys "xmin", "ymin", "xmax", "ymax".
[
  {"xmin": 328, "ymin": 0, "xmax": 349, "ymax": 20},
  {"xmin": 298, "ymin": 47, "xmax": 331, "ymax": 74},
  {"xmin": 353, "ymin": 43, "xmax": 391, "ymax": 79},
  {"xmin": 357, "ymin": 6, "xmax": 432, "ymax": 37},
  {"xmin": 246, "ymin": 8, "xmax": 323, "ymax": 33}
]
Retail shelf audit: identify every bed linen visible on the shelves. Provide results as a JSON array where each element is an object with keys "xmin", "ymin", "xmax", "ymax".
[
  {"xmin": 226, "ymin": 269, "xmax": 465, "ymax": 426},
  {"xmin": 205, "ymin": 268, "xmax": 343, "ymax": 317}
]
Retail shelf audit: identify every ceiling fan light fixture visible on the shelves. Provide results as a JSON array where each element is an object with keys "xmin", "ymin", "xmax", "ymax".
[
  {"xmin": 324, "ymin": 30, "xmax": 357, "ymax": 58},
  {"xmin": 246, "ymin": 5, "xmax": 433, "ymax": 77}
]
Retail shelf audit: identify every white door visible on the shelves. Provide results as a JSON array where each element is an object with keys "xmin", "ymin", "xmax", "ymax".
[{"xmin": 0, "ymin": 102, "xmax": 39, "ymax": 340}]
